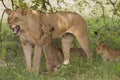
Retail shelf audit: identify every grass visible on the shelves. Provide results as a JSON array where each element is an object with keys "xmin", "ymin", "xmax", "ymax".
[
  {"xmin": 0, "ymin": 18, "xmax": 120, "ymax": 80},
  {"xmin": 0, "ymin": 56, "xmax": 120, "ymax": 80}
]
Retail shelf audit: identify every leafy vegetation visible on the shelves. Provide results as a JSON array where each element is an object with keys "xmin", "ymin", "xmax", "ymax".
[{"xmin": 0, "ymin": 0, "xmax": 120, "ymax": 80}]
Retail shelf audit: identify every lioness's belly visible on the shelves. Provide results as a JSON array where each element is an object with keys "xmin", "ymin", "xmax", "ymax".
[{"xmin": 52, "ymin": 29, "xmax": 67, "ymax": 38}]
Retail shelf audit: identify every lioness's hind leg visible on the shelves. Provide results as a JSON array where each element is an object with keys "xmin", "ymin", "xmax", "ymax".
[
  {"xmin": 61, "ymin": 33, "xmax": 74, "ymax": 65},
  {"xmin": 74, "ymin": 33, "xmax": 92, "ymax": 58}
]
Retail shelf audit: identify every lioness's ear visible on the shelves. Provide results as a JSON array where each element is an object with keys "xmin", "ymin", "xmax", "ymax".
[
  {"xmin": 5, "ymin": 8, "xmax": 12, "ymax": 15},
  {"xmin": 21, "ymin": 7, "xmax": 29, "ymax": 15}
]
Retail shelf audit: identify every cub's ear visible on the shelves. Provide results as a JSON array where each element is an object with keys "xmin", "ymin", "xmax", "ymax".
[
  {"xmin": 5, "ymin": 8, "xmax": 12, "ymax": 15},
  {"xmin": 21, "ymin": 7, "xmax": 29, "ymax": 15}
]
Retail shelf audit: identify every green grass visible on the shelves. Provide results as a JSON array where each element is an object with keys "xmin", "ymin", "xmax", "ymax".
[
  {"xmin": 0, "ymin": 56, "xmax": 120, "ymax": 80},
  {"xmin": 0, "ymin": 18, "xmax": 120, "ymax": 80}
]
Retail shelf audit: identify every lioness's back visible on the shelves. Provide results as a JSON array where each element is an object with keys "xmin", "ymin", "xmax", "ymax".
[{"xmin": 40, "ymin": 12, "xmax": 85, "ymax": 25}]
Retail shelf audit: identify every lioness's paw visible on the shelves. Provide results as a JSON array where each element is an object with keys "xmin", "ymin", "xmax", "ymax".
[{"xmin": 63, "ymin": 60, "xmax": 69, "ymax": 65}]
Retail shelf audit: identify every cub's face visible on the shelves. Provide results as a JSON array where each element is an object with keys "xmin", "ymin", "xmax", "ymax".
[
  {"xmin": 41, "ymin": 24, "xmax": 54, "ymax": 34},
  {"xmin": 5, "ymin": 8, "xmax": 28, "ymax": 35},
  {"xmin": 96, "ymin": 43, "xmax": 105, "ymax": 54}
]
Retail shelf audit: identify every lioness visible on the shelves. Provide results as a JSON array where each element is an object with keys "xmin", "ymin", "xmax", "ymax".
[
  {"xmin": 5, "ymin": 8, "xmax": 92, "ymax": 71},
  {"xmin": 96, "ymin": 43, "xmax": 120, "ymax": 61},
  {"xmin": 40, "ymin": 24, "xmax": 63, "ymax": 72}
]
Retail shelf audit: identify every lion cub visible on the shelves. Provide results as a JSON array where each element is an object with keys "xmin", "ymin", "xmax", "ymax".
[
  {"xmin": 40, "ymin": 24, "xmax": 87, "ymax": 72},
  {"xmin": 40, "ymin": 24, "xmax": 63, "ymax": 72},
  {"xmin": 96, "ymin": 43, "xmax": 120, "ymax": 61},
  {"xmin": 70, "ymin": 48, "xmax": 86, "ymax": 58}
]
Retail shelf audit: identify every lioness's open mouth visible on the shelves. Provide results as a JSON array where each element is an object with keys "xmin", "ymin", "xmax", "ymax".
[{"xmin": 10, "ymin": 25, "xmax": 20, "ymax": 35}]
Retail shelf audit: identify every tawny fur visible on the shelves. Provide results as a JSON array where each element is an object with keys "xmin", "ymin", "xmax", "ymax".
[
  {"xmin": 5, "ymin": 8, "xmax": 91, "ymax": 71},
  {"xmin": 40, "ymin": 24, "xmax": 63, "ymax": 71},
  {"xmin": 96, "ymin": 43, "xmax": 120, "ymax": 61},
  {"xmin": 70, "ymin": 48, "xmax": 87, "ymax": 59}
]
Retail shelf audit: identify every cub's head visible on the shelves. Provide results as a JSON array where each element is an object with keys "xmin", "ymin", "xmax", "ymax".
[
  {"xmin": 5, "ymin": 8, "xmax": 29, "ymax": 35},
  {"xmin": 96, "ymin": 43, "xmax": 106, "ymax": 54},
  {"xmin": 41, "ymin": 24, "xmax": 54, "ymax": 34}
]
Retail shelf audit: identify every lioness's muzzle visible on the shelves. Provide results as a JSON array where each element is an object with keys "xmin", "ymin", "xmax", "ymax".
[{"xmin": 9, "ymin": 25, "xmax": 20, "ymax": 35}]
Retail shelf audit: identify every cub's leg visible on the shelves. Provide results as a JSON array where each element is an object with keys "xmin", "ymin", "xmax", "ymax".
[
  {"xmin": 74, "ymin": 32, "xmax": 92, "ymax": 58},
  {"xmin": 46, "ymin": 63, "xmax": 54, "ymax": 72},
  {"xmin": 21, "ymin": 41, "xmax": 32, "ymax": 71},
  {"xmin": 61, "ymin": 33, "xmax": 74, "ymax": 65},
  {"xmin": 32, "ymin": 45, "xmax": 42, "ymax": 72}
]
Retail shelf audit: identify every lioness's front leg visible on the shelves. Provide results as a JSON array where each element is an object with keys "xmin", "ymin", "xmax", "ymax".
[
  {"xmin": 21, "ymin": 41, "xmax": 32, "ymax": 71},
  {"xmin": 32, "ymin": 45, "xmax": 42, "ymax": 72},
  {"xmin": 62, "ymin": 33, "xmax": 74, "ymax": 65}
]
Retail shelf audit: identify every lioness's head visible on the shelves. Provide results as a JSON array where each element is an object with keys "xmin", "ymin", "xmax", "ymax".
[
  {"xmin": 96, "ymin": 43, "xmax": 106, "ymax": 54},
  {"xmin": 5, "ymin": 8, "xmax": 29, "ymax": 35}
]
